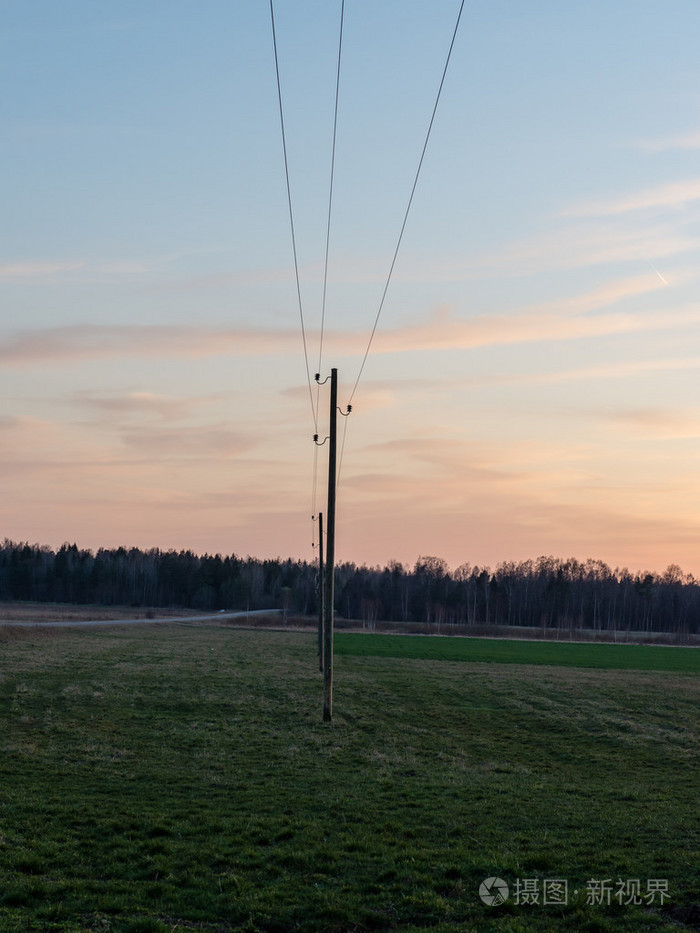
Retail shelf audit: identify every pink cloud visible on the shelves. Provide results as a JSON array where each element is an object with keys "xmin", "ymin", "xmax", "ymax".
[
  {"xmin": 0, "ymin": 269, "xmax": 691, "ymax": 369},
  {"xmin": 121, "ymin": 425, "xmax": 259, "ymax": 459},
  {"xmin": 0, "ymin": 324, "xmax": 300, "ymax": 365}
]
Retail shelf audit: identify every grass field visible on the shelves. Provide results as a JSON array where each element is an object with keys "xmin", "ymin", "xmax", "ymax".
[
  {"xmin": 335, "ymin": 632, "xmax": 700, "ymax": 673},
  {"xmin": 0, "ymin": 623, "xmax": 698, "ymax": 932}
]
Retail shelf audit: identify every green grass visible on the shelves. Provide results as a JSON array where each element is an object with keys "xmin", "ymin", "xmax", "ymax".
[
  {"xmin": 0, "ymin": 625, "xmax": 698, "ymax": 932},
  {"xmin": 335, "ymin": 632, "xmax": 700, "ymax": 673}
]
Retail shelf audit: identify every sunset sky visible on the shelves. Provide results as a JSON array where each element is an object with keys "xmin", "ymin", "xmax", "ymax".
[{"xmin": 3, "ymin": 1, "xmax": 700, "ymax": 576}]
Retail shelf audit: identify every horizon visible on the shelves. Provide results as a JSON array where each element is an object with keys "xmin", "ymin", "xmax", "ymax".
[
  {"xmin": 3, "ymin": 2, "xmax": 700, "ymax": 578},
  {"xmin": 1, "ymin": 535, "xmax": 694, "ymax": 582}
]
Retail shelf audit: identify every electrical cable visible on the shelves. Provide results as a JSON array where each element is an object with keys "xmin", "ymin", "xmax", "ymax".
[
  {"xmin": 313, "ymin": 0, "xmax": 346, "ymax": 528},
  {"xmin": 270, "ymin": 1, "xmax": 464, "ymax": 565},
  {"xmin": 318, "ymin": 0, "xmax": 345, "ymax": 381},
  {"xmin": 336, "ymin": 407, "xmax": 350, "ymax": 493},
  {"xmin": 269, "ymin": 0, "xmax": 318, "ymax": 431},
  {"xmin": 270, "ymin": 0, "xmax": 344, "ymax": 561},
  {"xmin": 346, "ymin": 0, "xmax": 466, "ymax": 408}
]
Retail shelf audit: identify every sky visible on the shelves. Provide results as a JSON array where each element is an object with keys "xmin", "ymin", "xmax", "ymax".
[{"xmin": 3, "ymin": 1, "xmax": 700, "ymax": 576}]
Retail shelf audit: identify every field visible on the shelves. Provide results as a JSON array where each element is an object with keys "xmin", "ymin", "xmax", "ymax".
[
  {"xmin": 335, "ymin": 632, "xmax": 700, "ymax": 672},
  {"xmin": 0, "ymin": 621, "xmax": 698, "ymax": 932}
]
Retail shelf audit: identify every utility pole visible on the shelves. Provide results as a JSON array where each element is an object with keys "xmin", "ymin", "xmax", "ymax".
[
  {"xmin": 323, "ymin": 368, "xmax": 338, "ymax": 722},
  {"xmin": 317, "ymin": 511, "xmax": 324, "ymax": 673}
]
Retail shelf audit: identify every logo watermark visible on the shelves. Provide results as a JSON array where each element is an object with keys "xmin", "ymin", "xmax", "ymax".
[
  {"xmin": 480, "ymin": 876, "xmax": 670, "ymax": 908},
  {"xmin": 479, "ymin": 877, "xmax": 509, "ymax": 906}
]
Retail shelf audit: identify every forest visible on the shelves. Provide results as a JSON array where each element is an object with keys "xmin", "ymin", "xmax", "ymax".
[{"xmin": 1, "ymin": 539, "xmax": 699, "ymax": 636}]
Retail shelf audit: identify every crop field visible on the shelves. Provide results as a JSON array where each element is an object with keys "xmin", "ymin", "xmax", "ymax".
[
  {"xmin": 335, "ymin": 632, "xmax": 700, "ymax": 673},
  {"xmin": 0, "ymin": 622, "xmax": 698, "ymax": 932}
]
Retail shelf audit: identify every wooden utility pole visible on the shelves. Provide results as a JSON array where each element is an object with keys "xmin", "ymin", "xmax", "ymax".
[
  {"xmin": 317, "ymin": 511, "xmax": 324, "ymax": 673},
  {"xmin": 323, "ymin": 368, "xmax": 338, "ymax": 722}
]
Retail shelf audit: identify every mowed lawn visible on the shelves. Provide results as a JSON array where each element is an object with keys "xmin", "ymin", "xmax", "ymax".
[{"xmin": 0, "ymin": 625, "xmax": 698, "ymax": 933}]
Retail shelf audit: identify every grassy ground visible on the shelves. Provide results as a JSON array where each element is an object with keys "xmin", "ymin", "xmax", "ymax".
[
  {"xmin": 0, "ymin": 624, "xmax": 698, "ymax": 932},
  {"xmin": 335, "ymin": 632, "xmax": 700, "ymax": 673}
]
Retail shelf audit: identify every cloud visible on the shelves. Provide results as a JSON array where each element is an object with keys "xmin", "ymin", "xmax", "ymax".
[
  {"xmin": 552, "ymin": 273, "xmax": 669, "ymax": 311},
  {"xmin": 634, "ymin": 129, "xmax": 700, "ymax": 152},
  {"xmin": 430, "ymin": 221, "xmax": 700, "ymax": 284},
  {"xmin": 64, "ymin": 392, "xmax": 263, "ymax": 460},
  {"xmin": 341, "ymin": 436, "xmax": 600, "ymax": 515},
  {"xmin": 562, "ymin": 178, "xmax": 700, "ymax": 217},
  {"xmin": 462, "ymin": 354, "xmax": 700, "ymax": 390},
  {"xmin": 0, "ymin": 323, "xmax": 301, "ymax": 366},
  {"xmin": 363, "ymin": 303, "xmax": 700, "ymax": 356},
  {"xmin": 69, "ymin": 390, "xmax": 220, "ymax": 422},
  {"xmin": 4, "ymin": 292, "xmax": 699, "ymax": 371},
  {"xmin": 158, "ymin": 216, "xmax": 699, "ymax": 293},
  {"xmin": 600, "ymin": 407, "xmax": 700, "ymax": 439},
  {"xmin": 121, "ymin": 424, "xmax": 259, "ymax": 459},
  {"xmin": 324, "ymin": 218, "xmax": 699, "ymax": 284},
  {"xmin": 0, "ymin": 261, "xmax": 85, "ymax": 280},
  {"xmin": 96, "ymin": 260, "xmax": 150, "ymax": 275}
]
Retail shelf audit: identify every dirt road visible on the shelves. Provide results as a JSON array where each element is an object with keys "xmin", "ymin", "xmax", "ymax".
[{"xmin": 0, "ymin": 609, "xmax": 281, "ymax": 628}]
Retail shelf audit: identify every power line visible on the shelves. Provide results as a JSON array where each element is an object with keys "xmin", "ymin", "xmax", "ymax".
[
  {"xmin": 318, "ymin": 0, "xmax": 345, "ymax": 379},
  {"xmin": 314, "ymin": 0, "xmax": 346, "ymax": 523},
  {"xmin": 346, "ymin": 0, "xmax": 466, "ymax": 408},
  {"xmin": 270, "ymin": 1, "xmax": 464, "ymax": 570},
  {"xmin": 269, "ymin": 0, "xmax": 317, "ymax": 431},
  {"xmin": 270, "ymin": 0, "xmax": 347, "ymax": 537},
  {"xmin": 336, "ymin": 404, "xmax": 350, "ymax": 491}
]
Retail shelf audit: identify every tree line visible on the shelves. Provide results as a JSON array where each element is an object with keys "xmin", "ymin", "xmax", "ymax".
[{"xmin": 1, "ymin": 540, "xmax": 698, "ymax": 635}]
